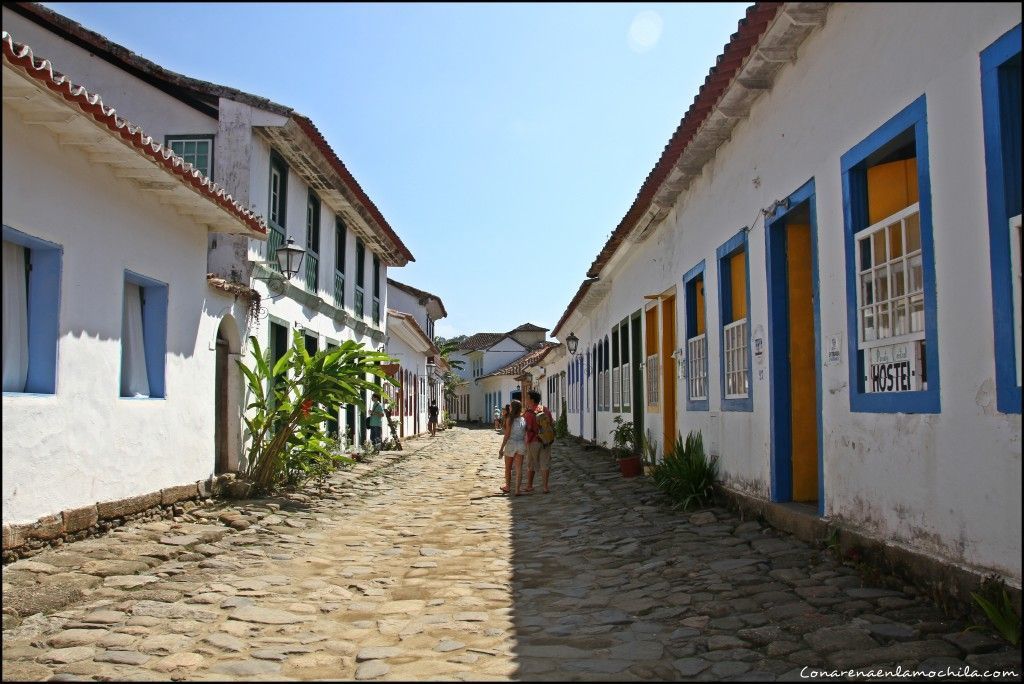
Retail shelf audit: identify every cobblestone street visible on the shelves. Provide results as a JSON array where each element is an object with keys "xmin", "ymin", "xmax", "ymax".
[{"xmin": 2, "ymin": 426, "xmax": 1020, "ymax": 681}]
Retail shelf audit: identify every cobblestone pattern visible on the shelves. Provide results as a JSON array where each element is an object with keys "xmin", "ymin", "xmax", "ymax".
[{"xmin": 2, "ymin": 427, "xmax": 1020, "ymax": 681}]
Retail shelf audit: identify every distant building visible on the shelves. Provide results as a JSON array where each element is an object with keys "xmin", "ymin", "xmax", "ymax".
[
  {"xmin": 384, "ymin": 279, "xmax": 447, "ymax": 440},
  {"xmin": 451, "ymin": 323, "xmax": 551, "ymax": 422}
]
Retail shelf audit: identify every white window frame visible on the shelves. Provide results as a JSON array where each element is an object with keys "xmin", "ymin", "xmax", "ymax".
[
  {"xmin": 646, "ymin": 354, "xmax": 659, "ymax": 406},
  {"xmin": 854, "ymin": 202, "xmax": 927, "ymax": 393},
  {"xmin": 621, "ymin": 361, "xmax": 631, "ymax": 412},
  {"xmin": 723, "ymin": 319, "xmax": 749, "ymax": 399},
  {"xmin": 687, "ymin": 333, "xmax": 708, "ymax": 401}
]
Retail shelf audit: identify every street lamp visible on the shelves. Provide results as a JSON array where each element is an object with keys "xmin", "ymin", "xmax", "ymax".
[
  {"xmin": 566, "ymin": 331, "xmax": 579, "ymax": 356},
  {"xmin": 252, "ymin": 236, "xmax": 306, "ymax": 290},
  {"xmin": 276, "ymin": 237, "xmax": 306, "ymax": 280}
]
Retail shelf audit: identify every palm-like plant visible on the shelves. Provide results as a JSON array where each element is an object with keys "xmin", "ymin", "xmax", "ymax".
[{"xmin": 238, "ymin": 331, "xmax": 397, "ymax": 491}]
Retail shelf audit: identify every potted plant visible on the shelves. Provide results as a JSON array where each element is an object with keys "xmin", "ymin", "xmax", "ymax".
[
  {"xmin": 611, "ymin": 416, "xmax": 642, "ymax": 478},
  {"xmin": 641, "ymin": 429, "xmax": 659, "ymax": 476}
]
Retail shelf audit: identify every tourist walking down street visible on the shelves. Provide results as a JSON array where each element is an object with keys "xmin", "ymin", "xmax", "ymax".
[
  {"xmin": 498, "ymin": 400, "xmax": 526, "ymax": 495},
  {"xmin": 368, "ymin": 393, "xmax": 385, "ymax": 450},
  {"xmin": 524, "ymin": 390, "xmax": 555, "ymax": 494},
  {"xmin": 428, "ymin": 400, "xmax": 439, "ymax": 437}
]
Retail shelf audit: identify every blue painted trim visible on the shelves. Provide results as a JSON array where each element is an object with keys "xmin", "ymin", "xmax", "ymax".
[
  {"xmin": 840, "ymin": 95, "xmax": 940, "ymax": 413},
  {"xmin": 981, "ymin": 24, "xmax": 1022, "ymax": 414},
  {"xmin": 125, "ymin": 271, "xmax": 168, "ymax": 399},
  {"xmin": 765, "ymin": 179, "xmax": 825, "ymax": 515},
  {"xmin": 2, "ymin": 226, "xmax": 62, "ymax": 395},
  {"xmin": 682, "ymin": 259, "xmax": 709, "ymax": 411},
  {"xmin": 716, "ymin": 228, "xmax": 753, "ymax": 412}
]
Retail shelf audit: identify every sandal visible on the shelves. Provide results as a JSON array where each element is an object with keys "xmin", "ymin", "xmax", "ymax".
[{"xmin": 500, "ymin": 485, "xmax": 510, "ymax": 494}]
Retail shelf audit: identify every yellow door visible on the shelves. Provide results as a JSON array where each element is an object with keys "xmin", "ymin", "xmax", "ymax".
[{"xmin": 787, "ymin": 223, "xmax": 818, "ymax": 502}]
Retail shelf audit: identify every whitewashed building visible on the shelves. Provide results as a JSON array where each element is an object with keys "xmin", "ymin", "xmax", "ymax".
[
  {"xmin": 385, "ymin": 278, "xmax": 447, "ymax": 438},
  {"xmin": 452, "ymin": 323, "xmax": 550, "ymax": 422},
  {"xmin": 2, "ymin": 33, "xmax": 266, "ymax": 529},
  {"xmin": 552, "ymin": 2, "xmax": 1021, "ymax": 588},
  {"xmin": 3, "ymin": 4, "xmax": 417, "ymax": 453}
]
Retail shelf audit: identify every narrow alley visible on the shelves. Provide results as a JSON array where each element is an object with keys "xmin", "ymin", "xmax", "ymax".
[{"xmin": 3, "ymin": 427, "xmax": 1018, "ymax": 681}]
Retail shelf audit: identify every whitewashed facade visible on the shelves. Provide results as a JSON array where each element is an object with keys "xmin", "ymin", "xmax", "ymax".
[
  {"xmin": 3, "ymin": 5, "xmax": 416, "ymax": 455},
  {"xmin": 553, "ymin": 3, "xmax": 1021, "ymax": 584},
  {"xmin": 386, "ymin": 278, "xmax": 447, "ymax": 437},
  {"xmin": 2, "ymin": 34, "xmax": 266, "ymax": 524},
  {"xmin": 452, "ymin": 324, "xmax": 549, "ymax": 422}
]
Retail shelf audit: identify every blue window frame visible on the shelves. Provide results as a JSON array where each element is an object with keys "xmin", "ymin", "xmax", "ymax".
[
  {"xmin": 841, "ymin": 95, "xmax": 939, "ymax": 413},
  {"xmin": 2, "ymin": 226, "xmax": 61, "ymax": 395},
  {"xmin": 981, "ymin": 24, "xmax": 1022, "ymax": 415},
  {"xmin": 717, "ymin": 230, "xmax": 753, "ymax": 411},
  {"xmin": 682, "ymin": 260, "xmax": 709, "ymax": 411},
  {"xmin": 121, "ymin": 271, "xmax": 168, "ymax": 399}
]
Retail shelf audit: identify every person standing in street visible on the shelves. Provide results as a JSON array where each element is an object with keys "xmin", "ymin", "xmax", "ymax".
[
  {"xmin": 428, "ymin": 400, "xmax": 439, "ymax": 437},
  {"xmin": 524, "ymin": 390, "xmax": 555, "ymax": 494},
  {"xmin": 498, "ymin": 400, "xmax": 527, "ymax": 495},
  {"xmin": 368, "ymin": 393, "xmax": 385, "ymax": 450}
]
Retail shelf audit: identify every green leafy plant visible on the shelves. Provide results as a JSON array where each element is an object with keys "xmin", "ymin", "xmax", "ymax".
[
  {"xmin": 610, "ymin": 416, "xmax": 639, "ymax": 459},
  {"xmin": 238, "ymin": 332, "xmax": 397, "ymax": 492},
  {"xmin": 641, "ymin": 429, "xmax": 659, "ymax": 468},
  {"xmin": 972, "ymin": 577, "xmax": 1021, "ymax": 646},
  {"xmin": 652, "ymin": 431, "xmax": 719, "ymax": 510},
  {"xmin": 554, "ymin": 400, "xmax": 569, "ymax": 438}
]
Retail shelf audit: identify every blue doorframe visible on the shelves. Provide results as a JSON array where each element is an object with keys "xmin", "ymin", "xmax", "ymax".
[{"xmin": 765, "ymin": 179, "xmax": 825, "ymax": 516}]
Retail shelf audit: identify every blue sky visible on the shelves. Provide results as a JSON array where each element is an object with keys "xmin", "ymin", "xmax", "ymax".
[{"xmin": 44, "ymin": 2, "xmax": 749, "ymax": 339}]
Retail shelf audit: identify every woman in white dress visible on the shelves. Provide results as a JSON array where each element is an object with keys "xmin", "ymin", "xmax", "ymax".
[{"xmin": 498, "ymin": 400, "xmax": 527, "ymax": 495}]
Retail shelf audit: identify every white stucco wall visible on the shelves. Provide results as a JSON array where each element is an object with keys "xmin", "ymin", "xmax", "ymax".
[
  {"xmin": 2, "ymin": 106, "xmax": 235, "ymax": 524},
  {"xmin": 558, "ymin": 4, "xmax": 1021, "ymax": 580}
]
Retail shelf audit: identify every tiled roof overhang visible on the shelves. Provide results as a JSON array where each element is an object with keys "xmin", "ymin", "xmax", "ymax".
[
  {"xmin": 387, "ymin": 278, "xmax": 448, "ymax": 318},
  {"xmin": 386, "ymin": 308, "xmax": 439, "ymax": 356},
  {"xmin": 7, "ymin": 2, "xmax": 290, "ymax": 118},
  {"xmin": 585, "ymin": 3, "xmax": 783, "ymax": 279},
  {"xmin": 291, "ymin": 115, "xmax": 414, "ymax": 267},
  {"xmin": 2, "ymin": 32, "xmax": 268, "ymax": 238},
  {"xmin": 8, "ymin": 2, "xmax": 413, "ymax": 265},
  {"xmin": 552, "ymin": 278, "xmax": 598, "ymax": 339},
  {"xmin": 556, "ymin": 3, "xmax": 829, "ymax": 334},
  {"xmin": 482, "ymin": 343, "xmax": 558, "ymax": 379}
]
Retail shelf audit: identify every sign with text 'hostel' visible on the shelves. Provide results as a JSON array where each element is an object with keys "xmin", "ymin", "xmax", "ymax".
[{"xmin": 866, "ymin": 342, "xmax": 921, "ymax": 393}]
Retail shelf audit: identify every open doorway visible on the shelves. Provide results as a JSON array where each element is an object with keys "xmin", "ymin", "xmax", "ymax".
[{"xmin": 214, "ymin": 315, "xmax": 242, "ymax": 474}]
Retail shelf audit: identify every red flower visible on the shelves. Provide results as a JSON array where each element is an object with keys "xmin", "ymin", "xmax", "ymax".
[{"xmin": 301, "ymin": 399, "xmax": 313, "ymax": 416}]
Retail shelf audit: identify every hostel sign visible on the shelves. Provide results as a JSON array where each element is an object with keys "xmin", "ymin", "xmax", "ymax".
[{"xmin": 866, "ymin": 342, "xmax": 920, "ymax": 393}]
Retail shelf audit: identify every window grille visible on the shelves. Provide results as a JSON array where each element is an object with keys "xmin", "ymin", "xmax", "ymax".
[
  {"xmin": 645, "ymin": 354, "xmax": 659, "ymax": 406},
  {"xmin": 687, "ymin": 333, "xmax": 708, "ymax": 401},
  {"xmin": 723, "ymin": 319, "xmax": 749, "ymax": 399}
]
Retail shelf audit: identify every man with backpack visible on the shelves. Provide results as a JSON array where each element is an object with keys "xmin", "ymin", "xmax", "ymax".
[{"xmin": 524, "ymin": 390, "xmax": 555, "ymax": 494}]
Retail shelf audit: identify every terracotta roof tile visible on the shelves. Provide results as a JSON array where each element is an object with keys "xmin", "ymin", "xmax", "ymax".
[{"xmin": 2, "ymin": 31, "xmax": 268, "ymax": 238}]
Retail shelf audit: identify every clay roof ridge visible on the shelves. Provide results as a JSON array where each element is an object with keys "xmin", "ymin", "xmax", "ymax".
[
  {"xmin": 2, "ymin": 31, "xmax": 268, "ymax": 237},
  {"xmin": 386, "ymin": 278, "xmax": 447, "ymax": 317}
]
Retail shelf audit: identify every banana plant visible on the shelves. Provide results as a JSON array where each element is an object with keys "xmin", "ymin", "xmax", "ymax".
[{"xmin": 238, "ymin": 331, "xmax": 398, "ymax": 492}]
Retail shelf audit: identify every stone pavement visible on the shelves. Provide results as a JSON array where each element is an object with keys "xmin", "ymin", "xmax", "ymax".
[{"xmin": 2, "ymin": 426, "xmax": 1020, "ymax": 681}]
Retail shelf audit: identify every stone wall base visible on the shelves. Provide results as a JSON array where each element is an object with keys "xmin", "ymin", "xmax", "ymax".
[
  {"xmin": 2, "ymin": 476, "xmax": 235, "ymax": 563},
  {"xmin": 717, "ymin": 485, "xmax": 1022, "ymax": 618}
]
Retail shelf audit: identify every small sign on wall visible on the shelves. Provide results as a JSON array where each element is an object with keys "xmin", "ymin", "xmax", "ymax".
[
  {"xmin": 825, "ymin": 333, "xmax": 843, "ymax": 367},
  {"xmin": 866, "ymin": 341, "xmax": 921, "ymax": 393},
  {"xmin": 753, "ymin": 324, "xmax": 765, "ymax": 367}
]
